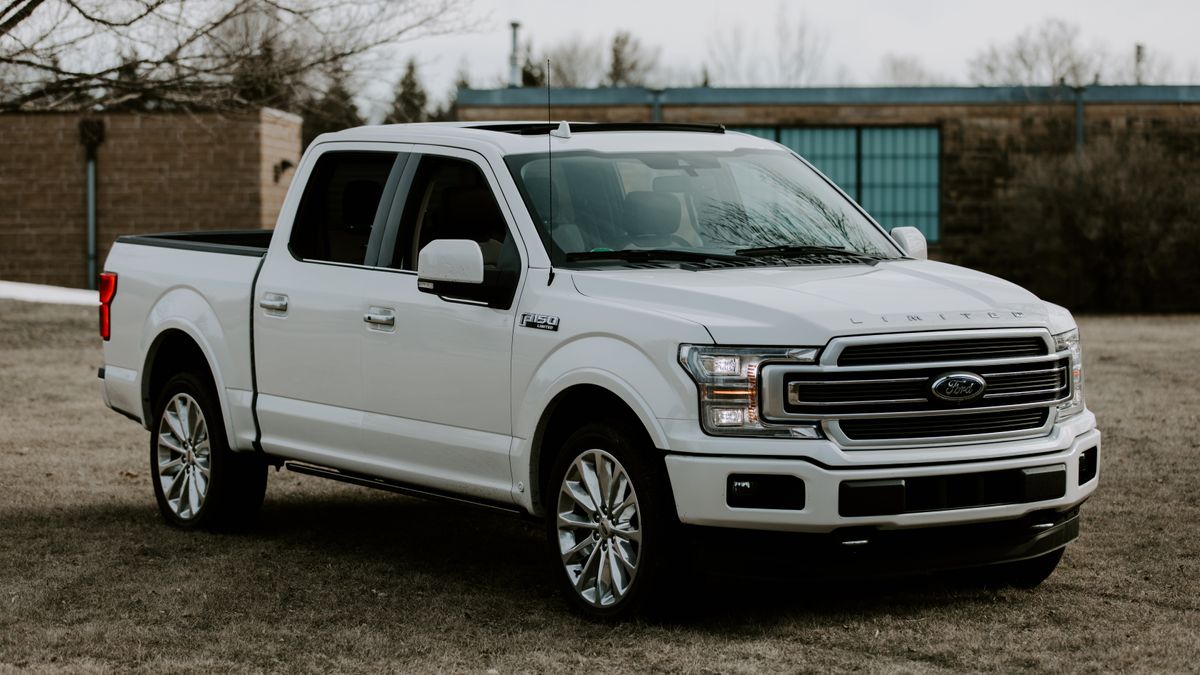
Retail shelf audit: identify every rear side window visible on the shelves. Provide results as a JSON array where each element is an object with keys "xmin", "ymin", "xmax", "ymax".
[{"xmin": 290, "ymin": 151, "xmax": 397, "ymax": 265}]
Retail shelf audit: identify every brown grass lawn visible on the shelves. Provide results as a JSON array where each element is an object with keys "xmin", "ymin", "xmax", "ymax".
[{"xmin": 1, "ymin": 299, "xmax": 1198, "ymax": 673}]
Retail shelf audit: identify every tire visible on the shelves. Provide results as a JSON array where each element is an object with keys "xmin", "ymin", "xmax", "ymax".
[
  {"xmin": 544, "ymin": 420, "xmax": 678, "ymax": 620},
  {"xmin": 985, "ymin": 547, "xmax": 1065, "ymax": 589},
  {"xmin": 150, "ymin": 371, "xmax": 267, "ymax": 531}
]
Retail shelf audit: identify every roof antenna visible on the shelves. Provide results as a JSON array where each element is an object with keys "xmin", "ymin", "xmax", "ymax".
[{"xmin": 546, "ymin": 58, "xmax": 556, "ymax": 286}]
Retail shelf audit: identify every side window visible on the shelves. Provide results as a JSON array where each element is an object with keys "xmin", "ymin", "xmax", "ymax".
[
  {"xmin": 385, "ymin": 155, "xmax": 512, "ymax": 271},
  {"xmin": 290, "ymin": 151, "xmax": 396, "ymax": 265}
]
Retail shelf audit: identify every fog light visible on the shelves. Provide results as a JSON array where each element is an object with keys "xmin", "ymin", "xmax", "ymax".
[{"xmin": 727, "ymin": 473, "xmax": 805, "ymax": 510}]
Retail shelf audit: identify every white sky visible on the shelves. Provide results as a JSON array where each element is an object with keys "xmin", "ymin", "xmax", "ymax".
[{"xmin": 361, "ymin": 0, "xmax": 1200, "ymax": 117}]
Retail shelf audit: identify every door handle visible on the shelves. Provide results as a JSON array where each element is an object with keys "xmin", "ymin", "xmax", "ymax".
[
  {"xmin": 259, "ymin": 293, "xmax": 288, "ymax": 313},
  {"xmin": 363, "ymin": 307, "xmax": 395, "ymax": 328}
]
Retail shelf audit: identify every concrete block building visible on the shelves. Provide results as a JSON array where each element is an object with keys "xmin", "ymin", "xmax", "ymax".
[{"xmin": 0, "ymin": 108, "xmax": 301, "ymax": 288}]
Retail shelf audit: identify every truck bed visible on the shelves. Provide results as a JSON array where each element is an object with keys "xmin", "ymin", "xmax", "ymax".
[
  {"xmin": 115, "ymin": 230, "xmax": 272, "ymax": 257},
  {"xmin": 100, "ymin": 230, "xmax": 269, "ymax": 451}
]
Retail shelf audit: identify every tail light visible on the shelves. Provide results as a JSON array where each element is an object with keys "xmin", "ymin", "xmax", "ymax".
[{"xmin": 99, "ymin": 272, "xmax": 117, "ymax": 341}]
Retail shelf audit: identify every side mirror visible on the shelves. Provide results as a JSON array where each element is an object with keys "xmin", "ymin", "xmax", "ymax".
[
  {"xmin": 890, "ymin": 226, "xmax": 928, "ymax": 260},
  {"xmin": 417, "ymin": 239, "xmax": 484, "ymax": 285},
  {"xmin": 418, "ymin": 238, "xmax": 508, "ymax": 307}
]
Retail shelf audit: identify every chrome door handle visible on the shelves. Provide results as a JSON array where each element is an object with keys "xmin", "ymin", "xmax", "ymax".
[
  {"xmin": 363, "ymin": 307, "xmax": 395, "ymax": 328},
  {"xmin": 259, "ymin": 293, "xmax": 288, "ymax": 313}
]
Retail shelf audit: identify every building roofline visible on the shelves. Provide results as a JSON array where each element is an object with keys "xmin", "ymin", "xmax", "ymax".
[{"xmin": 459, "ymin": 85, "xmax": 1200, "ymax": 107}]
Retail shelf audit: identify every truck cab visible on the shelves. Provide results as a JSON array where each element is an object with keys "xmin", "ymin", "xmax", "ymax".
[{"xmin": 99, "ymin": 122, "xmax": 1099, "ymax": 618}]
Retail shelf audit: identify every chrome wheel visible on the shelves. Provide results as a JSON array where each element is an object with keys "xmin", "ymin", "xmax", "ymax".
[
  {"xmin": 556, "ymin": 449, "xmax": 642, "ymax": 607},
  {"xmin": 156, "ymin": 393, "xmax": 211, "ymax": 520}
]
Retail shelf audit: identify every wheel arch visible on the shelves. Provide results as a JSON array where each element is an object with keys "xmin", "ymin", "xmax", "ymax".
[
  {"xmin": 527, "ymin": 381, "xmax": 665, "ymax": 517},
  {"xmin": 141, "ymin": 327, "xmax": 232, "ymax": 445}
]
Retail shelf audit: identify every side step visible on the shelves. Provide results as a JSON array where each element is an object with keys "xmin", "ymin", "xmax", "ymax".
[{"xmin": 284, "ymin": 462, "xmax": 527, "ymax": 518}]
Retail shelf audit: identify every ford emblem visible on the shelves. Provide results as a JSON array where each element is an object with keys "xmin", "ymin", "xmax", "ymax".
[{"xmin": 930, "ymin": 371, "xmax": 987, "ymax": 402}]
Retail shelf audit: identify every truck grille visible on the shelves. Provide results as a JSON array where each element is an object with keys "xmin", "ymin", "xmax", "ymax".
[
  {"xmin": 838, "ymin": 408, "xmax": 1051, "ymax": 441},
  {"xmin": 759, "ymin": 330, "xmax": 1068, "ymax": 447},
  {"xmin": 784, "ymin": 358, "xmax": 1069, "ymax": 414}
]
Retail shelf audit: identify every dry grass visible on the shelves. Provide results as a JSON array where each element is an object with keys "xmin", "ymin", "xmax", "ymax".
[{"xmin": 1, "ymin": 299, "xmax": 1198, "ymax": 673}]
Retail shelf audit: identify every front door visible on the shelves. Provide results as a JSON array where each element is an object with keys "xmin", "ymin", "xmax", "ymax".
[{"xmin": 356, "ymin": 147, "xmax": 525, "ymax": 502}]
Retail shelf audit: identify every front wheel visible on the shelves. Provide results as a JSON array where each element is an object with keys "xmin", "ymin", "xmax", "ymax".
[
  {"xmin": 150, "ymin": 371, "xmax": 266, "ymax": 530},
  {"xmin": 545, "ymin": 421, "xmax": 677, "ymax": 619}
]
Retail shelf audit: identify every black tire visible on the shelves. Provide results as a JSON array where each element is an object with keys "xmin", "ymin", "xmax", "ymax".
[
  {"xmin": 985, "ymin": 547, "xmax": 1065, "ymax": 589},
  {"xmin": 150, "ymin": 371, "xmax": 266, "ymax": 531},
  {"xmin": 543, "ymin": 419, "xmax": 679, "ymax": 620}
]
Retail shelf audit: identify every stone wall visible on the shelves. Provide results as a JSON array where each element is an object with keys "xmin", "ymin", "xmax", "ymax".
[{"xmin": 0, "ymin": 109, "xmax": 302, "ymax": 288}]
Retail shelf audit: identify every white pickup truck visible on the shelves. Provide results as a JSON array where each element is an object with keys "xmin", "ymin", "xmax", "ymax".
[{"xmin": 99, "ymin": 121, "xmax": 1099, "ymax": 618}]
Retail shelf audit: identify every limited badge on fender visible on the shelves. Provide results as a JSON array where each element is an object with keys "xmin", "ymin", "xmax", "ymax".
[{"xmin": 521, "ymin": 313, "xmax": 560, "ymax": 331}]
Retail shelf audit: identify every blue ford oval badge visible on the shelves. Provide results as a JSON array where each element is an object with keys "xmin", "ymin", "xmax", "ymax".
[{"xmin": 930, "ymin": 371, "xmax": 986, "ymax": 402}]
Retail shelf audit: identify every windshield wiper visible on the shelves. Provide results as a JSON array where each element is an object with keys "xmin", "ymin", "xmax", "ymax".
[
  {"xmin": 734, "ymin": 244, "xmax": 883, "ymax": 259},
  {"xmin": 565, "ymin": 249, "xmax": 746, "ymax": 264}
]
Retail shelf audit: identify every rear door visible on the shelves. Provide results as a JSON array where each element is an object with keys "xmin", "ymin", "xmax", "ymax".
[
  {"xmin": 355, "ymin": 146, "xmax": 526, "ymax": 502},
  {"xmin": 254, "ymin": 144, "xmax": 409, "ymax": 465}
]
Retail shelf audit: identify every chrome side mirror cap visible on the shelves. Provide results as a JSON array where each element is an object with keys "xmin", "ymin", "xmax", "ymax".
[{"xmin": 890, "ymin": 226, "xmax": 928, "ymax": 260}]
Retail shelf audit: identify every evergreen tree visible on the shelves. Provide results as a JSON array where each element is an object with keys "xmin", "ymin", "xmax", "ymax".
[
  {"xmin": 520, "ymin": 41, "xmax": 546, "ymax": 87},
  {"xmin": 300, "ymin": 71, "xmax": 364, "ymax": 148},
  {"xmin": 383, "ymin": 58, "xmax": 428, "ymax": 124},
  {"xmin": 429, "ymin": 70, "xmax": 470, "ymax": 122}
]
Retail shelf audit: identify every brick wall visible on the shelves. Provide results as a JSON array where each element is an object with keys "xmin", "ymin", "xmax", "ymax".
[
  {"xmin": 0, "ymin": 109, "xmax": 302, "ymax": 288},
  {"xmin": 459, "ymin": 99, "xmax": 1200, "ymax": 269}
]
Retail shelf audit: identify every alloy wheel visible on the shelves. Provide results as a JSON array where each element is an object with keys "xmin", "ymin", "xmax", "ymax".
[
  {"xmin": 155, "ymin": 393, "xmax": 211, "ymax": 520},
  {"xmin": 556, "ymin": 449, "xmax": 642, "ymax": 607}
]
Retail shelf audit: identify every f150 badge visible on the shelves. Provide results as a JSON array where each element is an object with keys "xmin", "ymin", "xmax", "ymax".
[{"xmin": 521, "ymin": 313, "xmax": 560, "ymax": 331}]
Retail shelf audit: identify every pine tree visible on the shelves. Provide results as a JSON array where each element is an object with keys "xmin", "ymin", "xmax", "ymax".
[
  {"xmin": 384, "ymin": 58, "xmax": 428, "ymax": 124},
  {"xmin": 300, "ymin": 70, "xmax": 364, "ymax": 148}
]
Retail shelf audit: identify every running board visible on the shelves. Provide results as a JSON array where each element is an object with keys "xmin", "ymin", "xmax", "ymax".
[{"xmin": 284, "ymin": 462, "xmax": 527, "ymax": 518}]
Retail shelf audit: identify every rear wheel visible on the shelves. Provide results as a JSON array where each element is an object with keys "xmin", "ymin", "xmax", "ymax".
[
  {"xmin": 545, "ymin": 421, "xmax": 677, "ymax": 619},
  {"xmin": 150, "ymin": 371, "xmax": 266, "ymax": 530}
]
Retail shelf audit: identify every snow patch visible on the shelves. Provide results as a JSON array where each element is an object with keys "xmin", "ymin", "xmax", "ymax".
[{"xmin": 0, "ymin": 280, "xmax": 98, "ymax": 306}]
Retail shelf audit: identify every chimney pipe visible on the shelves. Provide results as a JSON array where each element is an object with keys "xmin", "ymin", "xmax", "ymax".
[{"xmin": 509, "ymin": 21, "xmax": 521, "ymax": 88}]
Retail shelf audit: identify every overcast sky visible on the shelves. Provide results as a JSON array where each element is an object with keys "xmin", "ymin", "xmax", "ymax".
[{"xmin": 362, "ymin": 0, "xmax": 1200, "ymax": 116}]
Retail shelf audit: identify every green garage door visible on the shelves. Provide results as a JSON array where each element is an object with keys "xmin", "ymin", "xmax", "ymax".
[{"xmin": 730, "ymin": 126, "xmax": 940, "ymax": 242}]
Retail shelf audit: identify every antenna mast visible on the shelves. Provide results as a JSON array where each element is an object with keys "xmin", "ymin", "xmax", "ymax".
[{"xmin": 546, "ymin": 58, "xmax": 555, "ymax": 285}]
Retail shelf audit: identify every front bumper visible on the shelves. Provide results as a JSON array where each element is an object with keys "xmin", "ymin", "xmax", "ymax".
[
  {"xmin": 688, "ymin": 506, "xmax": 1080, "ymax": 579},
  {"xmin": 664, "ymin": 425, "xmax": 1100, "ymax": 533}
]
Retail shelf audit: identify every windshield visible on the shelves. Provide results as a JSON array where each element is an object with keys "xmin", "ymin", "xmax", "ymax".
[{"xmin": 504, "ymin": 147, "xmax": 901, "ymax": 267}]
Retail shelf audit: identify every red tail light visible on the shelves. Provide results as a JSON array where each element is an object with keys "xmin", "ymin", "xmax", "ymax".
[{"xmin": 99, "ymin": 272, "xmax": 117, "ymax": 341}]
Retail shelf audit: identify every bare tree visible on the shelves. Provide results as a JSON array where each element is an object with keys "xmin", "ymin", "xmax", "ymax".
[
  {"xmin": 606, "ymin": 30, "xmax": 658, "ymax": 87},
  {"xmin": 0, "ymin": 0, "xmax": 469, "ymax": 112},
  {"xmin": 1109, "ymin": 43, "xmax": 1174, "ymax": 85},
  {"xmin": 771, "ymin": 4, "xmax": 826, "ymax": 86},
  {"xmin": 968, "ymin": 18, "xmax": 1105, "ymax": 87},
  {"xmin": 544, "ymin": 34, "xmax": 604, "ymax": 88},
  {"xmin": 875, "ymin": 53, "xmax": 945, "ymax": 86},
  {"xmin": 706, "ymin": 4, "xmax": 827, "ymax": 86}
]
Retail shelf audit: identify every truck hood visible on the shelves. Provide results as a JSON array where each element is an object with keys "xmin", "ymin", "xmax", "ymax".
[{"xmin": 570, "ymin": 260, "xmax": 1058, "ymax": 345}]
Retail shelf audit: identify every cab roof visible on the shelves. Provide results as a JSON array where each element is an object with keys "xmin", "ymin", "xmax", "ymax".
[{"xmin": 314, "ymin": 121, "xmax": 780, "ymax": 156}]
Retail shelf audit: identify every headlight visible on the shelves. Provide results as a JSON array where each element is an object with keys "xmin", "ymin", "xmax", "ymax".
[
  {"xmin": 1054, "ymin": 328, "xmax": 1085, "ymax": 418},
  {"xmin": 679, "ymin": 344, "xmax": 822, "ymax": 438}
]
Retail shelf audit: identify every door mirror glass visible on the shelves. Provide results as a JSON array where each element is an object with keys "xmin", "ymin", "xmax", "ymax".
[{"xmin": 890, "ymin": 226, "xmax": 928, "ymax": 260}]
